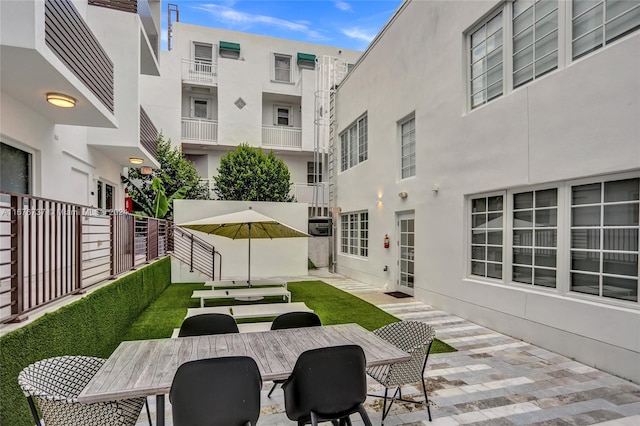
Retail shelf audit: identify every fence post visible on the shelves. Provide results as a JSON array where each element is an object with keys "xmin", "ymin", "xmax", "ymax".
[
  {"xmin": 75, "ymin": 206, "xmax": 84, "ymax": 293},
  {"xmin": 211, "ymin": 247, "xmax": 215, "ymax": 279},
  {"xmin": 130, "ymin": 215, "xmax": 136, "ymax": 269},
  {"xmin": 110, "ymin": 214, "xmax": 115, "ymax": 278},
  {"xmin": 189, "ymin": 233, "xmax": 194, "ymax": 272},
  {"xmin": 10, "ymin": 194, "xmax": 24, "ymax": 320}
]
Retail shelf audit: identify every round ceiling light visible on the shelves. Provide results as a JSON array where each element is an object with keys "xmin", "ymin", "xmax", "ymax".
[
  {"xmin": 129, "ymin": 158, "xmax": 144, "ymax": 165},
  {"xmin": 46, "ymin": 93, "xmax": 76, "ymax": 108}
]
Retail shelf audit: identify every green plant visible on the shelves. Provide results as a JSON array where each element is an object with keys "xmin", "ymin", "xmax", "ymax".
[
  {"xmin": 308, "ymin": 258, "xmax": 317, "ymax": 269},
  {"xmin": 0, "ymin": 258, "xmax": 171, "ymax": 426},
  {"xmin": 213, "ymin": 144, "xmax": 294, "ymax": 201}
]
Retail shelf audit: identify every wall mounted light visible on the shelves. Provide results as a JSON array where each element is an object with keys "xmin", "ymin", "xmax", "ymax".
[
  {"xmin": 398, "ymin": 191, "xmax": 408, "ymax": 199},
  {"xmin": 140, "ymin": 166, "xmax": 153, "ymax": 175},
  {"xmin": 46, "ymin": 93, "xmax": 76, "ymax": 108},
  {"xmin": 129, "ymin": 157, "xmax": 144, "ymax": 165}
]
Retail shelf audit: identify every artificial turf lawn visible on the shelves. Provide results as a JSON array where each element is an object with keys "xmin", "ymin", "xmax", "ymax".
[{"xmin": 123, "ymin": 280, "xmax": 456, "ymax": 354}]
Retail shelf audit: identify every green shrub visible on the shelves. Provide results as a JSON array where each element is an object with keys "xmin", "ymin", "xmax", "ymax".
[{"xmin": 0, "ymin": 257, "xmax": 171, "ymax": 426}]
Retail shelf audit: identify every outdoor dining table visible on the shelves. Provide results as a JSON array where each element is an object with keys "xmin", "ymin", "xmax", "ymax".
[{"xmin": 78, "ymin": 323, "xmax": 411, "ymax": 426}]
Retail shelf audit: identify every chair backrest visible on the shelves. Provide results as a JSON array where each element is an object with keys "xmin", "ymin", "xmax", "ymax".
[
  {"xmin": 178, "ymin": 313, "xmax": 239, "ymax": 337},
  {"xmin": 373, "ymin": 321, "xmax": 435, "ymax": 384},
  {"xmin": 271, "ymin": 311, "xmax": 321, "ymax": 330},
  {"xmin": 170, "ymin": 356, "xmax": 262, "ymax": 426},
  {"xmin": 283, "ymin": 345, "xmax": 367, "ymax": 420}
]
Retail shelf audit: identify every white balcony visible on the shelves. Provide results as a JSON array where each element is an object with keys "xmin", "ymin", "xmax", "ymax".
[
  {"xmin": 182, "ymin": 59, "xmax": 217, "ymax": 85},
  {"xmin": 291, "ymin": 183, "xmax": 329, "ymax": 206},
  {"xmin": 182, "ymin": 118, "xmax": 218, "ymax": 143},
  {"xmin": 262, "ymin": 125, "xmax": 302, "ymax": 150}
]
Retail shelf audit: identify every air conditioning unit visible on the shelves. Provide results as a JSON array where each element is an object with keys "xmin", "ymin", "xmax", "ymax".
[{"xmin": 308, "ymin": 217, "xmax": 332, "ymax": 236}]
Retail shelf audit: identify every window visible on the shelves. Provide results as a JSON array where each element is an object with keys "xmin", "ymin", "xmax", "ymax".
[
  {"xmin": 512, "ymin": 189, "xmax": 558, "ymax": 287},
  {"xmin": 193, "ymin": 42, "xmax": 213, "ymax": 73},
  {"xmin": 400, "ymin": 117, "xmax": 415, "ymax": 179},
  {"xmin": 469, "ymin": 11, "xmax": 504, "ymax": 109},
  {"xmin": 192, "ymin": 98, "xmax": 210, "ymax": 119},
  {"xmin": 570, "ymin": 178, "xmax": 638, "ymax": 302},
  {"xmin": 572, "ymin": 0, "xmax": 640, "ymax": 59},
  {"xmin": 274, "ymin": 54, "xmax": 292, "ymax": 82},
  {"xmin": 471, "ymin": 195, "xmax": 504, "ymax": 279},
  {"xmin": 340, "ymin": 114, "xmax": 368, "ymax": 172},
  {"xmin": 219, "ymin": 41, "xmax": 240, "ymax": 59},
  {"xmin": 0, "ymin": 142, "xmax": 31, "ymax": 194},
  {"xmin": 340, "ymin": 211, "xmax": 369, "ymax": 257},
  {"xmin": 513, "ymin": 0, "xmax": 559, "ymax": 88},
  {"xmin": 307, "ymin": 162, "xmax": 322, "ymax": 184},
  {"xmin": 97, "ymin": 181, "xmax": 115, "ymax": 210},
  {"xmin": 274, "ymin": 106, "xmax": 292, "ymax": 126}
]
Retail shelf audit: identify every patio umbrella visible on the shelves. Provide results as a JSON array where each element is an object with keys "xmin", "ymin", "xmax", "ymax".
[{"xmin": 178, "ymin": 207, "xmax": 309, "ymax": 285}]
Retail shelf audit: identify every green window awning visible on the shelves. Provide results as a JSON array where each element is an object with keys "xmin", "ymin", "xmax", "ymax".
[
  {"xmin": 219, "ymin": 41, "xmax": 240, "ymax": 51},
  {"xmin": 297, "ymin": 52, "xmax": 316, "ymax": 69}
]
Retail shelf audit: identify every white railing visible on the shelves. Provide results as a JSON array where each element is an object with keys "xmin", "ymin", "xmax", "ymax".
[
  {"xmin": 291, "ymin": 182, "xmax": 329, "ymax": 206},
  {"xmin": 181, "ymin": 59, "xmax": 217, "ymax": 85},
  {"xmin": 182, "ymin": 118, "xmax": 218, "ymax": 143},
  {"xmin": 262, "ymin": 125, "xmax": 302, "ymax": 149}
]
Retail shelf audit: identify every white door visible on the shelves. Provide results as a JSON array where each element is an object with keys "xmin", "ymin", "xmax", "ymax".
[{"xmin": 398, "ymin": 213, "xmax": 415, "ymax": 295}]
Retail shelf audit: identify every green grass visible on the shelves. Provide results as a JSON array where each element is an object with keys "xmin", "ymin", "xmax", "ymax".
[{"xmin": 124, "ymin": 280, "xmax": 456, "ymax": 354}]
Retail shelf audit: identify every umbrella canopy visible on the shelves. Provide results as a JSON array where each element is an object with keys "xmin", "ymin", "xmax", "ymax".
[{"xmin": 178, "ymin": 208, "xmax": 309, "ymax": 285}]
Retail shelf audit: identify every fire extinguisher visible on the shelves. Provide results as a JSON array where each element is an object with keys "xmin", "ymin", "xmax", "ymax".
[
  {"xmin": 384, "ymin": 234, "xmax": 390, "ymax": 249},
  {"xmin": 124, "ymin": 189, "xmax": 133, "ymax": 212}
]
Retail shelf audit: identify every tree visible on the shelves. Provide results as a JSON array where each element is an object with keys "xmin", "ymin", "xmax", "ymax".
[
  {"xmin": 213, "ymin": 144, "xmax": 294, "ymax": 202},
  {"xmin": 122, "ymin": 134, "xmax": 209, "ymax": 219}
]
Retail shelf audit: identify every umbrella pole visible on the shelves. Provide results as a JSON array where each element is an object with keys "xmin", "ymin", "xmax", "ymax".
[{"xmin": 248, "ymin": 223, "xmax": 251, "ymax": 287}]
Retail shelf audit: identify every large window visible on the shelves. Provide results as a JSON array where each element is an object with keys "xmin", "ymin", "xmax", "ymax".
[
  {"xmin": 340, "ymin": 211, "xmax": 369, "ymax": 257},
  {"xmin": 469, "ymin": 176, "xmax": 639, "ymax": 304},
  {"xmin": 193, "ymin": 42, "xmax": 213, "ymax": 73},
  {"xmin": 307, "ymin": 162, "xmax": 322, "ymax": 184},
  {"xmin": 274, "ymin": 105, "xmax": 292, "ymax": 126},
  {"xmin": 0, "ymin": 142, "xmax": 31, "ymax": 194},
  {"xmin": 340, "ymin": 114, "xmax": 368, "ymax": 172},
  {"xmin": 400, "ymin": 117, "xmax": 415, "ymax": 179},
  {"xmin": 570, "ymin": 178, "xmax": 638, "ymax": 302},
  {"xmin": 469, "ymin": 11, "xmax": 504, "ymax": 109},
  {"xmin": 274, "ymin": 54, "xmax": 292, "ymax": 82},
  {"xmin": 572, "ymin": 0, "xmax": 640, "ymax": 59}
]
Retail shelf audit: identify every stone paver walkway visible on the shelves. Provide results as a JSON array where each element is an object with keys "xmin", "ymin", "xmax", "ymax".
[{"xmin": 136, "ymin": 270, "xmax": 640, "ymax": 425}]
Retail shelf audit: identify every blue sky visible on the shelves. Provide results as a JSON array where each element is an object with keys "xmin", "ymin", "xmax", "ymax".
[{"xmin": 162, "ymin": 0, "xmax": 403, "ymax": 52}]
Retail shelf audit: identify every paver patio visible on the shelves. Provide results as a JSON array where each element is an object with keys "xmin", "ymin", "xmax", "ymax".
[{"xmin": 135, "ymin": 269, "xmax": 640, "ymax": 425}]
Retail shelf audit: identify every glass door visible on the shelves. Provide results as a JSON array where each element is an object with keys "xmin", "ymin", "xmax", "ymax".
[{"xmin": 398, "ymin": 213, "xmax": 415, "ymax": 295}]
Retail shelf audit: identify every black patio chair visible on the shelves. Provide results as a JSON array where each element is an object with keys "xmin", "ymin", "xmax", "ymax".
[
  {"xmin": 178, "ymin": 313, "xmax": 239, "ymax": 337},
  {"xmin": 267, "ymin": 311, "xmax": 322, "ymax": 397},
  {"xmin": 282, "ymin": 344, "xmax": 373, "ymax": 426},
  {"xmin": 169, "ymin": 356, "xmax": 262, "ymax": 426}
]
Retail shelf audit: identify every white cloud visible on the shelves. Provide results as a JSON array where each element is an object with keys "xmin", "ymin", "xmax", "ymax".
[
  {"xmin": 334, "ymin": 1, "xmax": 352, "ymax": 12},
  {"xmin": 193, "ymin": 3, "xmax": 326, "ymax": 39},
  {"xmin": 342, "ymin": 27, "xmax": 376, "ymax": 43}
]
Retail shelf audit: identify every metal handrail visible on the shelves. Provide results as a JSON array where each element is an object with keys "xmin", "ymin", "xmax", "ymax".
[{"xmin": 171, "ymin": 225, "xmax": 221, "ymax": 280}]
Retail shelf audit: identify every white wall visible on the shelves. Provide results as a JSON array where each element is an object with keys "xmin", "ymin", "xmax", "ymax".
[
  {"xmin": 173, "ymin": 200, "xmax": 309, "ymax": 281},
  {"xmin": 334, "ymin": 0, "xmax": 640, "ymax": 383}
]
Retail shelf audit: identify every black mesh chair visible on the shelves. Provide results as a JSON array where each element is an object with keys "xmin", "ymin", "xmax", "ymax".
[
  {"xmin": 282, "ymin": 345, "xmax": 373, "ymax": 426},
  {"xmin": 178, "ymin": 313, "xmax": 239, "ymax": 337},
  {"xmin": 267, "ymin": 311, "xmax": 322, "ymax": 397},
  {"xmin": 169, "ymin": 356, "xmax": 262, "ymax": 426}
]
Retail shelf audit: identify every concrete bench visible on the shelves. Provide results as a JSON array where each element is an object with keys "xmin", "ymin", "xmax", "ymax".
[
  {"xmin": 185, "ymin": 302, "xmax": 313, "ymax": 321},
  {"xmin": 192, "ymin": 287, "xmax": 291, "ymax": 308},
  {"xmin": 205, "ymin": 279, "xmax": 287, "ymax": 289}
]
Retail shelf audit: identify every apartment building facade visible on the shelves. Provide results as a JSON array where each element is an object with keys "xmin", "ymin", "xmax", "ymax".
[
  {"xmin": 333, "ymin": 0, "xmax": 640, "ymax": 382},
  {"xmin": 153, "ymin": 22, "xmax": 362, "ymax": 211}
]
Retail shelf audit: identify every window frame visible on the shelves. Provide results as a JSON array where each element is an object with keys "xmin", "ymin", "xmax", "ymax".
[
  {"xmin": 340, "ymin": 211, "xmax": 369, "ymax": 258},
  {"xmin": 190, "ymin": 97, "xmax": 211, "ymax": 119},
  {"xmin": 274, "ymin": 105, "xmax": 293, "ymax": 127},
  {"xmin": 0, "ymin": 141, "xmax": 33, "ymax": 195},
  {"xmin": 273, "ymin": 53, "xmax": 293, "ymax": 83},
  {"xmin": 399, "ymin": 115, "xmax": 416, "ymax": 179},
  {"xmin": 339, "ymin": 113, "xmax": 368, "ymax": 172}
]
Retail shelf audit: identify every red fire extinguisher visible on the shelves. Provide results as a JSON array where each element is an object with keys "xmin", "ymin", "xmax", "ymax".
[
  {"xmin": 124, "ymin": 189, "xmax": 133, "ymax": 212},
  {"xmin": 384, "ymin": 234, "xmax": 390, "ymax": 249}
]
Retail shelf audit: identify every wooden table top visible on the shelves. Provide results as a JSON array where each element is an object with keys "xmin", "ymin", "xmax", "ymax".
[{"xmin": 78, "ymin": 323, "xmax": 410, "ymax": 403}]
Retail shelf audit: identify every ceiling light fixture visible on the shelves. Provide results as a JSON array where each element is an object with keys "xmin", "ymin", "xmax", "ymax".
[
  {"xmin": 140, "ymin": 166, "xmax": 153, "ymax": 175},
  {"xmin": 46, "ymin": 93, "xmax": 76, "ymax": 108},
  {"xmin": 129, "ymin": 158, "xmax": 144, "ymax": 165}
]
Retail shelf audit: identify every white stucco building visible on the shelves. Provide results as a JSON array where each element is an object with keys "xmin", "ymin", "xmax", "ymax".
[
  {"xmin": 333, "ymin": 0, "xmax": 640, "ymax": 383},
  {"xmin": 152, "ymin": 22, "xmax": 361, "ymax": 213}
]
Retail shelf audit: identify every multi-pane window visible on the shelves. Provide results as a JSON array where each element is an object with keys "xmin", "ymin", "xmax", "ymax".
[
  {"xmin": 512, "ymin": 189, "xmax": 558, "ymax": 287},
  {"xmin": 307, "ymin": 162, "xmax": 322, "ymax": 184},
  {"xmin": 193, "ymin": 42, "xmax": 213, "ymax": 73},
  {"xmin": 275, "ymin": 106, "xmax": 291, "ymax": 126},
  {"xmin": 0, "ymin": 142, "xmax": 31, "ymax": 194},
  {"xmin": 400, "ymin": 117, "xmax": 415, "ymax": 179},
  {"xmin": 340, "ymin": 114, "xmax": 368, "ymax": 172},
  {"xmin": 192, "ymin": 99, "xmax": 209, "ymax": 118},
  {"xmin": 470, "ymin": 12, "xmax": 504, "ymax": 109},
  {"xmin": 274, "ymin": 54, "xmax": 292, "ymax": 82},
  {"xmin": 572, "ymin": 0, "xmax": 640, "ymax": 59},
  {"xmin": 340, "ymin": 212, "xmax": 369, "ymax": 257},
  {"xmin": 96, "ymin": 181, "xmax": 114, "ymax": 210},
  {"xmin": 513, "ymin": 0, "xmax": 559, "ymax": 88},
  {"xmin": 471, "ymin": 195, "xmax": 504, "ymax": 279},
  {"xmin": 570, "ymin": 178, "xmax": 639, "ymax": 302}
]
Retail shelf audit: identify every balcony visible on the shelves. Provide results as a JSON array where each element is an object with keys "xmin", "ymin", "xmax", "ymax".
[
  {"xmin": 182, "ymin": 59, "xmax": 217, "ymax": 86},
  {"xmin": 182, "ymin": 118, "xmax": 218, "ymax": 144},
  {"xmin": 262, "ymin": 125, "xmax": 302, "ymax": 150},
  {"xmin": 291, "ymin": 183, "xmax": 329, "ymax": 206}
]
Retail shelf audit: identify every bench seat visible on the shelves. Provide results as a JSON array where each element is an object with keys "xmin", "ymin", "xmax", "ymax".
[
  {"xmin": 185, "ymin": 302, "xmax": 313, "ymax": 320},
  {"xmin": 205, "ymin": 279, "xmax": 286, "ymax": 289},
  {"xmin": 192, "ymin": 287, "xmax": 290, "ymax": 308}
]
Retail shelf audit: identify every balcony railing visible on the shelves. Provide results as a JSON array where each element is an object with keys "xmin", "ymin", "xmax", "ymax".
[
  {"xmin": 182, "ymin": 118, "xmax": 218, "ymax": 143},
  {"xmin": 182, "ymin": 59, "xmax": 218, "ymax": 85},
  {"xmin": 140, "ymin": 106, "xmax": 159, "ymax": 160},
  {"xmin": 262, "ymin": 125, "xmax": 302, "ymax": 149},
  {"xmin": 0, "ymin": 192, "xmax": 171, "ymax": 324},
  {"xmin": 291, "ymin": 183, "xmax": 329, "ymax": 206}
]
